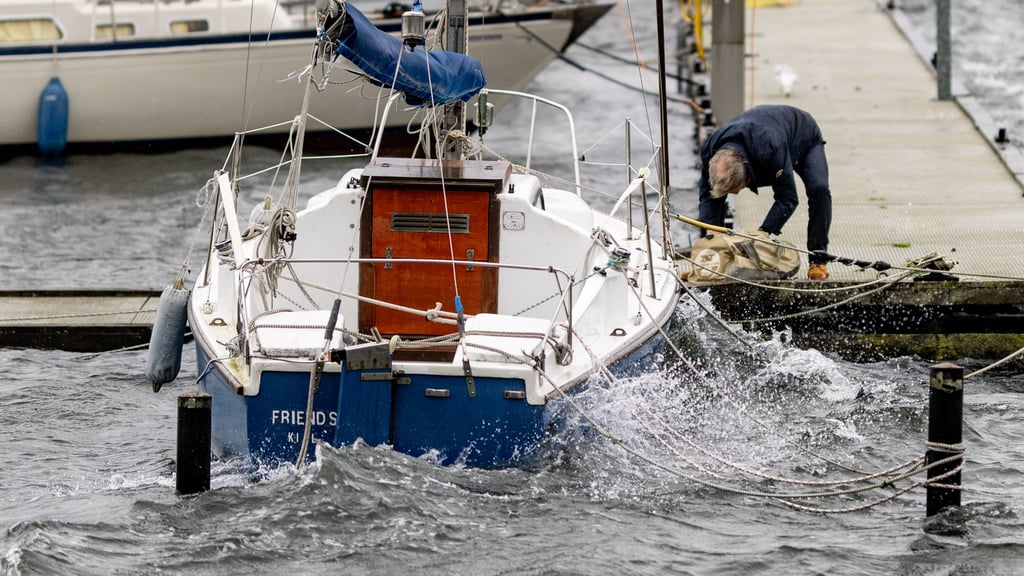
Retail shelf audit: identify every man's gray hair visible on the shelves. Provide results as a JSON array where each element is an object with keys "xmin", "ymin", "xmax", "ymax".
[{"xmin": 708, "ymin": 148, "xmax": 747, "ymax": 199}]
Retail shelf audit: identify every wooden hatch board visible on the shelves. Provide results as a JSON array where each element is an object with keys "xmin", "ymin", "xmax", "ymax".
[{"xmin": 358, "ymin": 159, "xmax": 508, "ymax": 337}]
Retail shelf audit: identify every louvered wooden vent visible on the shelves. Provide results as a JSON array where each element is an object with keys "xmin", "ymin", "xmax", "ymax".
[{"xmin": 390, "ymin": 212, "xmax": 470, "ymax": 233}]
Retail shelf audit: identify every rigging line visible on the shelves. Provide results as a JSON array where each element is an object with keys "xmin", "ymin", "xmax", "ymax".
[
  {"xmin": 578, "ymin": 117, "xmax": 657, "ymax": 161},
  {"xmin": 570, "ymin": 42, "xmax": 700, "ymax": 88},
  {"xmin": 273, "ymin": 268, "xmax": 462, "ymax": 321},
  {"xmin": 474, "ymin": 138, "xmax": 654, "ymax": 202},
  {"xmin": 239, "ymin": 0, "xmax": 256, "ymax": 136},
  {"xmin": 50, "ymin": 0, "xmax": 58, "ymax": 65},
  {"xmin": 270, "ymin": 120, "xmax": 298, "ymax": 207},
  {"xmin": 420, "ymin": 30, "xmax": 462, "ymax": 305},
  {"xmin": 619, "ymin": 0, "xmax": 657, "ymax": 146},
  {"xmin": 178, "ymin": 175, "xmax": 218, "ymax": 281},
  {"xmin": 508, "ymin": 16, "xmax": 702, "ymax": 112},
  {"xmin": 72, "ymin": 334, "xmax": 195, "ymax": 361},
  {"xmin": 634, "ymin": 411, "xmax": 729, "ymax": 480},
  {"xmin": 560, "ymin": 320, "xmax": 905, "ymax": 499},
  {"xmin": 626, "ymin": 282, "xmax": 902, "ymax": 478},
  {"xmin": 748, "ymin": 0, "xmax": 757, "ymax": 108},
  {"xmin": 547, "ymin": 271, "xmax": 946, "ymax": 505},
  {"xmin": 775, "ymin": 461, "xmax": 964, "ymax": 515},
  {"xmin": 2, "ymin": 309, "xmax": 149, "ymax": 322},
  {"xmin": 239, "ymin": 0, "xmax": 281, "ymax": 142},
  {"xmin": 280, "ymin": 83, "xmax": 313, "ymax": 211}
]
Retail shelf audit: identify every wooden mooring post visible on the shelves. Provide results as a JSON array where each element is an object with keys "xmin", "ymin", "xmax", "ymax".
[
  {"xmin": 926, "ymin": 362, "xmax": 964, "ymax": 516},
  {"xmin": 176, "ymin": 391, "xmax": 212, "ymax": 495}
]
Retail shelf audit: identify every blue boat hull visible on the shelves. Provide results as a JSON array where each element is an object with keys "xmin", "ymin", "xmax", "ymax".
[
  {"xmin": 193, "ymin": 316, "xmax": 671, "ymax": 471},
  {"xmin": 195, "ymin": 345, "xmax": 548, "ymax": 469}
]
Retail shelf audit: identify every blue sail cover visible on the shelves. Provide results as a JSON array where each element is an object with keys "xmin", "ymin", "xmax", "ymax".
[{"xmin": 332, "ymin": 4, "xmax": 486, "ymax": 106}]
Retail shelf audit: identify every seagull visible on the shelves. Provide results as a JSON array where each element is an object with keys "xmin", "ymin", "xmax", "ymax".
[{"xmin": 774, "ymin": 64, "xmax": 798, "ymax": 98}]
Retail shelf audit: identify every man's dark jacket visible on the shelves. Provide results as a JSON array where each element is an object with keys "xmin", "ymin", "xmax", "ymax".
[{"xmin": 697, "ymin": 105, "xmax": 823, "ymax": 234}]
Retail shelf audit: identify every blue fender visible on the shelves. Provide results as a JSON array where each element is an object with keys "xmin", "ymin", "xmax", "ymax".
[{"xmin": 37, "ymin": 77, "xmax": 69, "ymax": 157}]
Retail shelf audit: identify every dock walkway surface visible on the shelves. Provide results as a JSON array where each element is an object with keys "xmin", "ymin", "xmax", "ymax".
[
  {"xmin": 726, "ymin": 0, "xmax": 1023, "ymax": 282},
  {"xmin": 689, "ymin": 0, "xmax": 1024, "ymax": 360}
]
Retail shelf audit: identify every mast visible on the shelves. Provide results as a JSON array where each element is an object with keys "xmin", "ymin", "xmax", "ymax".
[
  {"xmin": 441, "ymin": 0, "xmax": 468, "ymax": 160},
  {"xmin": 655, "ymin": 0, "xmax": 674, "ymax": 258}
]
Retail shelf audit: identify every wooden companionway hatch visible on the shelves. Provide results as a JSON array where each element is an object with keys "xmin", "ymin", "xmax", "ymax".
[{"xmin": 359, "ymin": 158, "xmax": 510, "ymax": 337}]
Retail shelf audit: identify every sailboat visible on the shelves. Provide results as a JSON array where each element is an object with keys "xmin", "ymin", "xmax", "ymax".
[
  {"xmin": 176, "ymin": 0, "xmax": 681, "ymax": 471},
  {"xmin": 0, "ymin": 0, "xmax": 611, "ymax": 155}
]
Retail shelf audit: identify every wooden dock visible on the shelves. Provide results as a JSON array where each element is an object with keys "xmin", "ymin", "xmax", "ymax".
[
  {"xmin": 682, "ymin": 0, "xmax": 1024, "ymax": 360},
  {"xmin": 0, "ymin": 290, "xmax": 161, "ymax": 352},
  {"xmin": 698, "ymin": 280, "xmax": 1024, "ymax": 361}
]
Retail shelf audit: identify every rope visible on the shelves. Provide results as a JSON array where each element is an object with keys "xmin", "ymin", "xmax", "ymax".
[
  {"xmin": 1, "ymin": 309, "xmax": 151, "ymax": 322},
  {"xmin": 679, "ymin": 251, "xmax": 901, "ymax": 295},
  {"xmin": 295, "ymin": 366, "xmax": 318, "ymax": 468},
  {"xmin": 512, "ymin": 266, "xmax": 607, "ymax": 317},
  {"xmin": 737, "ymin": 270, "xmax": 915, "ymax": 324},
  {"xmin": 637, "ymin": 398, "xmax": 925, "ymax": 488},
  {"xmin": 504, "ymin": 3, "xmax": 703, "ymax": 112},
  {"xmin": 926, "ymin": 441, "xmax": 965, "ymax": 454},
  {"xmin": 965, "ymin": 345, "xmax": 1024, "ymax": 379},
  {"xmin": 680, "ymin": 0, "xmax": 709, "ymax": 64},
  {"xmin": 542, "ymin": 356, "xmax": 946, "ymax": 509},
  {"xmin": 72, "ymin": 334, "xmax": 192, "ymax": 361},
  {"xmin": 627, "ymin": 281, "xmax": 919, "ymax": 478},
  {"xmin": 676, "ymin": 275, "xmax": 756, "ymax": 348},
  {"xmin": 524, "ymin": 275, "xmax": 942, "ymax": 512},
  {"xmin": 676, "ymin": 212, "xmax": 1024, "ymax": 282}
]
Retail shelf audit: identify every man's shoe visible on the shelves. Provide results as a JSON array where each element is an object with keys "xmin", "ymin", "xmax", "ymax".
[{"xmin": 807, "ymin": 263, "xmax": 829, "ymax": 280}]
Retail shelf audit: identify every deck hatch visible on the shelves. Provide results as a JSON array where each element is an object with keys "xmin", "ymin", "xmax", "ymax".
[{"xmin": 359, "ymin": 158, "xmax": 510, "ymax": 337}]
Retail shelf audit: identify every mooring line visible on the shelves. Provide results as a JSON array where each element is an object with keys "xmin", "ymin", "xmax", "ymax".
[
  {"xmin": 965, "ymin": 345, "xmax": 1024, "ymax": 379},
  {"xmin": 546, "ymin": 354, "xmax": 952, "ymax": 506},
  {"xmin": 735, "ymin": 270, "xmax": 916, "ymax": 324},
  {"xmin": 532, "ymin": 280, "xmax": 945, "ymax": 512},
  {"xmin": 629, "ymin": 282, "xmax": 924, "ymax": 479},
  {"xmin": 674, "ymin": 213, "xmax": 1024, "ymax": 283},
  {"xmin": 675, "ymin": 275, "xmax": 756, "ymax": 348}
]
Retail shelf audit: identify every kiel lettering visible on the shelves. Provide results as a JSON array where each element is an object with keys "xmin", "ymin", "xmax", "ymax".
[{"xmin": 270, "ymin": 410, "xmax": 338, "ymax": 427}]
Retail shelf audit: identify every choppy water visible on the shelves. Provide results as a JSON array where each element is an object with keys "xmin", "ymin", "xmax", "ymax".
[{"xmin": 3, "ymin": 2, "xmax": 1024, "ymax": 575}]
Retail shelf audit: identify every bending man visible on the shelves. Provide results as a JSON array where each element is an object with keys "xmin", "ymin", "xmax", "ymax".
[{"xmin": 697, "ymin": 105, "xmax": 833, "ymax": 280}]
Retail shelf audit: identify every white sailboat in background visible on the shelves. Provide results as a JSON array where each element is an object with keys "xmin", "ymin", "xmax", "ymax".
[
  {"xmin": 0, "ymin": 0, "xmax": 612, "ymax": 155},
  {"xmin": 163, "ymin": 0, "xmax": 681, "ymax": 472}
]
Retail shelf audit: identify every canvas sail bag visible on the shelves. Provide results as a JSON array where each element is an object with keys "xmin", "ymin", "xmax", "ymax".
[{"xmin": 689, "ymin": 229, "xmax": 800, "ymax": 282}]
